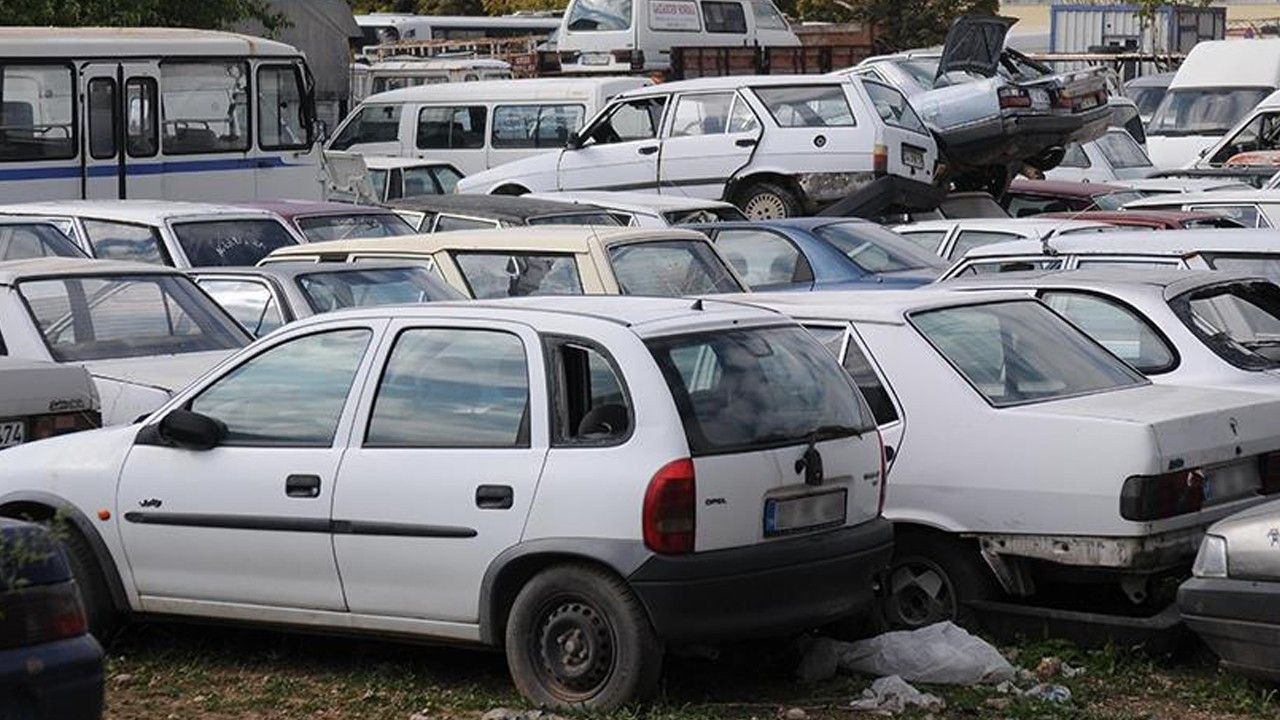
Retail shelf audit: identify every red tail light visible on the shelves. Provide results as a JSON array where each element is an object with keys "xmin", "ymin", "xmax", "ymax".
[
  {"xmin": 29, "ymin": 410, "xmax": 101, "ymax": 441},
  {"xmin": 876, "ymin": 428, "xmax": 888, "ymax": 516},
  {"xmin": 0, "ymin": 582, "xmax": 88, "ymax": 649},
  {"xmin": 999, "ymin": 87, "xmax": 1032, "ymax": 108},
  {"xmin": 1261, "ymin": 451, "xmax": 1280, "ymax": 494},
  {"xmin": 643, "ymin": 458, "xmax": 695, "ymax": 554},
  {"xmin": 1121, "ymin": 468, "xmax": 1205, "ymax": 521},
  {"xmin": 873, "ymin": 144, "xmax": 888, "ymax": 175}
]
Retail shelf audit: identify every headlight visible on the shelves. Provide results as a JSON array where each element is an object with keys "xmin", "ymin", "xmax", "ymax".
[{"xmin": 1192, "ymin": 534, "xmax": 1229, "ymax": 578}]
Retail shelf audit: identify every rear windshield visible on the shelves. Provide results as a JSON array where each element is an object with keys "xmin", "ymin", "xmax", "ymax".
[
  {"xmin": 607, "ymin": 240, "xmax": 742, "ymax": 295},
  {"xmin": 295, "ymin": 213, "xmax": 416, "ymax": 242},
  {"xmin": 0, "ymin": 223, "xmax": 84, "ymax": 260},
  {"xmin": 453, "ymin": 251, "xmax": 583, "ymax": 298},
  {"xmin": 911, "ymin": 300, "xmax": 1146, "ymax": 407},
  {"xmin": 1091, "ymin": 190, "xmax": 1146, "ymax": 211},
  {"xmin": 525, "ymin": 212, "xmax": 623, "ymax": 227},
  {"xmin": 296, "ymin": 266, "xmax": 463, "ymax": 313},
  {"xmin": 815, "ymin": 222, "xmax": 946, "ymax": 272},
  {"xmin": 1096, "ymin": 131, "xmax": 1152, "ymax": 170},
  {"xmin": 1170, "ymin": 280, "xmax": 1280, "ymax": 371},
  {"xmin": 565, "ymin": 0, "xmax": 632, "ymax": 31},
  {"xmin": 1202, "ymin": 253, "xmax": 1280, "ymax": 285},
  {"xmin": 17, "ymin": 274, "xmax": 247, "ymax": 362},
  {"xmin": 647, "ymin": 325, "xmax": 875, "ymax": 456},
  {"xmin": 171, "ymin": 219, "xmax": 299, "ymax": 267}
]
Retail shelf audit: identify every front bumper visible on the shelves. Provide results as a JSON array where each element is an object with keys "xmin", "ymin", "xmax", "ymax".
[
  {"xmin": 0, "ymin": 634, "xmax": 104, "ymax": 720},
  {"xmin": 628, "ymin": 519, "xmax": 893, "ymax": 642},
  {"xmin": 1179, "ymin": 576, "xmax": 1280, "ymax": 681}
]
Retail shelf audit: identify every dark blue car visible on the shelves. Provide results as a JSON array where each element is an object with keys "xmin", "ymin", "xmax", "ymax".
[
  {"xmin": 694, "ymin": 218, "xmax": 946, "ymax": 291},
  {"xmin": 0, "ymin": 518, "xmax": 103, "ymax": 720}
]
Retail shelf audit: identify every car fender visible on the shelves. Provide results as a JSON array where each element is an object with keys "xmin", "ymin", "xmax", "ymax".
[{"xmin": 455, "ymin": 151, "xmax": 562, "ymax": 195}]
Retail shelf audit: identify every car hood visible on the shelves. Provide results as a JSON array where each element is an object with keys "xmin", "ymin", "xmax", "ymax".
[
  {"xmin": 0, "ymin": 359, "xmax": 97, "ymax": 417},
  {"xmin": 1009, "ymin": 383, "xmax": 1280, "ymax": 474},
  {"xmin": 83, "ymin": 351, "xmax": 233, "ymax": 393},
  {"xmin": 936, "ymin": 15, "xmax": 1016, "ymax": 79},
  {"xmin": 455, "ymin": 150, "xmax": 562, "ymax": 194},
  {"xmin": 1148, "ymin": 134, "xmax": 1218, "ymax": 169},
  {"xmin": 1206, "ymin": 496, "xmax": 1280, "ymax": 580}
]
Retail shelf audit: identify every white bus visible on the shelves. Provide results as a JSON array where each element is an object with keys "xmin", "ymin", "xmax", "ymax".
[
  {"xmin": 355, "ymin": 13, "xmax": 563, "ymax": 49},
  {"xmin": 0, "ymin": 27, "xmax": 322, "ymax": 203}
]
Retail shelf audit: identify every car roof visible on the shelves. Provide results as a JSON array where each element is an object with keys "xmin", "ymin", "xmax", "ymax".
[
  {"xmin": 1008, "ymin": 179, "xmax": 1132, "ymax": 197},
  {"xmin": 527, "ymin": 191, "xmax": 737, "ymax": 213},
  {"xmin": 960, "ymin": 227, "xmax": 1280, "ymax": 258},
  {"xmin": 1035, "ymin": 209, "xmax": 1223, "ymax": 224},
  {"xmin": 1125, "ymin": 189, "xmax": 1280, "ymax": 207},
  {"xmin": 0, "ymin": 199, "xmax": 280, "ymax": 223},
  {"xmin": 364, "ymin": 76, "xmax": 647, "ymax": 104},
  {"xmin": 616, "ymin": 74, "xmax": 855, "ymax": 98},
  {"xmin": 0, "ymin": 257, "xmax": 184, "ymax": 285},
  {"xmin": 895, "ymin": 218, "xmax": 1112, "ymax": 234},
  {"xmin": 697, "ymin": 217, "xmax": 879, "ymax": 232},
  {"xmin": 265, "ymin": 227, "xmax": 709, "ymax": 258},
  {"xmin": 939, "ymin": 266, "xmax": 1267, "ymax": 299},
  {"xmin": 233, "ymin": 200, "xmax": 397, "ymax": 219},
  {"xmin": 1117, "ymin": 177, "xmax": 1253, "ymax": 193},
  {"xmin": 190, "ymin": 260, "xmax": 434, "ymax": 281},
  {"xmin": 0, "ymin": 27, "xmax": 300, "ymax": 57},
  {"xmin": 725, "ymin": 288, "xmax": 1025, "ymax": 325},
  {"xmin": 384, "ymin": 194, "xmax": 610, "ymax": 220}
]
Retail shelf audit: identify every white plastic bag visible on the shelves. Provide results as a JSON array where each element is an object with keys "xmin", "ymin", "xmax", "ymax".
[{"xmin": 836, "ymin": 622, "xmax": 1015, "ymax": 685}]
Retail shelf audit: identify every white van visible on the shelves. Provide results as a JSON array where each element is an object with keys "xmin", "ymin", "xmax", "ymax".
[
  {"xmin": 1146, "ymin": 39, "xmax": 1280, "ymax": 169},
  {"xmin": 325, "ymin": 77, "xmax": 649, "ymax": 175},
  {"xmin": 350, "ymin": 58, "xmax": 514, "ymax": 104},
  {"xmin": 557, "ymin": 0, "xmax": 798, "ymax": 74}
]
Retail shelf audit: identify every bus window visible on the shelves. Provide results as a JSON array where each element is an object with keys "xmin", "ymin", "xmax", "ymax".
[
  {"xmin": 88, "ymin": 77, "xmax": 118, "ymax": 159},
  {"xmin": 160, "ymin": 61, "xmax": 250, "ymax": 155},
  {"xmin": 258, "ymin": 65, "xmax": 310, "ymax": 150},
  {"xmin": 126, "ymin": 78, "xmax": 159, "ymax": 158},
  {"xmin": 0, "ymin": 64, "xmax": 75, "ymax": 162}
]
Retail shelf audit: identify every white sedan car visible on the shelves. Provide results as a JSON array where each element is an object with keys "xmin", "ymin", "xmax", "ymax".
[
  {"xmin": 0, "ymin": 258, "xmax": 249, "ymax": 425},
  {"xmin": 0, "ymin": 297, "xmax": 891, "ymax": 709},
  {"xmin": 892, "ymin": 218, "xmax": 1114, "ymax": 262},
  {"xmin": 743, "ymin": 288, "xmax": 1280, "ymax": 628},
  {"xmin": 0, "ymin": 357, "xmax": 99, "ymax": 451}
]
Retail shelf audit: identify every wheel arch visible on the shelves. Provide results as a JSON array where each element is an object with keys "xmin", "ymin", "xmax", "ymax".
[
  {"xmin": 479, "ymin": 538, "xmax": 653, "ymax": 646},
  {"xmin": 0, "ymin": 490, "xmax": 130, "ymax": 613},
  {"xmin": 724, "ymin": 171, "xmax": 803, "ymax": 206},
  {"xmin": 491, "ymin": 183, "xmax": 530, "ymax": 196}
]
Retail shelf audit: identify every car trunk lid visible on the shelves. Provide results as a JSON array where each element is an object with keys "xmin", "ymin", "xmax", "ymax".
[{"xmin": 935, "ymin": 15, "xmax": 1015, "ymax": 80}]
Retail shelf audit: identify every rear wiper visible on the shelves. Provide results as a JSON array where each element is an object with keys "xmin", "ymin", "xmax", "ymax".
[{"xmin": 807, "ymin": 423, "xmax": 866, "ymax": 441}]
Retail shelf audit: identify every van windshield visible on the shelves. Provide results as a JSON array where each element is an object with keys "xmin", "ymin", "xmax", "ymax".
[
  {"xmin": 566, "ymin": 0, "xmax": 632, "ymax": 31},
  {"xmin": 1148, "ymin": 87, "xmax": 1272, "ymax": 136},
  {"xmin": 647, "ymin": 325, "xmax": 875, "ymax": 456}
]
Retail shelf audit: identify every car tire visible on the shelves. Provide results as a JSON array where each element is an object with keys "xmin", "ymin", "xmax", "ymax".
[
  {"xmin": 58, "ymin": 527, "xmax": 121, "ymax": 641},
  {"xmin": 736, "ymin": 181, "xmax": 801, "ymax": 219},
  {"xmin": 505, "ymin": 563, "xmax": 662, "ymax": 710},
  {"xmin": 881, "ymin": 531, "xmax": 999, "ymax": 631}
]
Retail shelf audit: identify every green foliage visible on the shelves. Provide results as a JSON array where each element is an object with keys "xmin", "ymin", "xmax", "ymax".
[
  {"xmin": 0, "ymin": 0, "xmax": 287, "ymax": 31},
  {"xmin": 350, "ymin": 0, "xmax": 486, "ymax": 15}
]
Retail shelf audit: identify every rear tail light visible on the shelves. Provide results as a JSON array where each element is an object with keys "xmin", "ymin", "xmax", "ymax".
[
  {"xmin": 998, "ymin": 87, "xmax": 1032, "ymax": 108},
  {"xmin": 29, "ymin": 410, "xmax": 100, "ymax": 441},
  {"xmin": 1260, "ymin": 451, "xmax": 1280, "ymax": 494},
  {"xmin": 873, "ymin": 143, "xmax": 888, "ymax": 175},
  {"xmin": 876, "ymin": 428, "xmax": 888, "ymax": 516},
  {"xmin": 1120, "ymin": 469, "xmax": 1206, "ymax": 521},
  {"xmin": 643, "ymin": 458, "xmax": 695, "ymax": 554},
  {"xmin": 0, "ymin": 581, "xmax": 88, "ymax": 649}
]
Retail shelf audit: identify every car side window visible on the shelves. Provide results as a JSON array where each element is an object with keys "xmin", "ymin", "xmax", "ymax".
[
  {"xmin": 1041, "ymin": 291, "xmax": 1176, "ymax": 373},
  {"xmin": 196, "ymin": 278, "xmax": 285, "ymax": 338},
  {"xmin": 1189, "ymin": 204, "xmax": 1267, "ymax": 228},
  {"xmin": 365, "ymin": 328, "xmax": 529, "ymax": 448},
  {"xmin": 1059, "ymin": 143, "xmax": 1090, "ymax": 168},
  {"xmin": 841, "ymin": 333, "xmax": 899, "ymax": 425},
  {"xmin": 546, "ymin": 336, "xmax": 631, "ymax": 445},
  {"xmin": 1005, "ymin": 194, "xmax": 1068, "ymax": 217},
  {"xmin": 82, "ymin": 219, "xmax": 168, "ymax": 265},
  {"xmin": 713, "ymin": 229, "xmax": 810, "ymax": 287},
  {"xmin": 189, "ymin": 329, "xmax": 371, "ymax": 446},
  {"xmin": 950, "ymin": 231, "xmax": 1019, "ymax": 260},
  {"xmin": 585, "ymin": 97, "xmax": 667, "ymax": 145},
  {"xmin": 726, "ymin": 94, "xmax": 760, "ymax": 133},
  {"xmin": 954, "ymin": 258, "xmax": 1065, "ymax": 276},
  {"xmin": 897, "ymin": 230, "xmax": 946, "ymax": 255},
  {"xmin": 434, "ymin": 215, "xmax": 501, "ymax": 232},
  {"xmin": 670, "ymin": 92, "xmax": 734, "ymax": 137}
]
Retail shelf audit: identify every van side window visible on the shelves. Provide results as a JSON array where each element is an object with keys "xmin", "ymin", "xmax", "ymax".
[
  {"xmin": 160, "ymin": 61, "xmax": 250, "ymax": 154},
  {"xmin": 417, "ymin": 106, "xmax": 487, "ymax": 149},
  {"xmin": 702, "ymin": 1, "xmax": 747, "ymax": 32},
  {"xmin": 0, "ymin": 64, "xmax": 75, "ymax": 162},
  {"xmin": 492, "ymin": 104, "xmax": 586, "ymax": 148},
  {"xmin": 125, "ymin": 77, "xmax": 159, "ymax": 158},
  {"xmin": 670, "ymin": 93, "xmax": 733, "ymax": 137},
  {"xmin": 329, "ymin": 105, "xmax": 402, "ymax": 150},
  {"xmin": 585, "ymin": 97, "xmax": 667, "ymax": 145},
  {"xmin": 545, "ymin": 337, "xmax": 631, "ymax": 445}
]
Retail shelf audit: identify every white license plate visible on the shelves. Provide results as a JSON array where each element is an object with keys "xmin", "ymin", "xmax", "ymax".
[
  {"xmin": 764, "ymin": 489, "xmax": 847, "ymax": 536},
  {"xmin": 902, "ymin": 145, "xmax": 926, "ymax": 169},
  {"xmin": 1029, "ymin": 88, "xmax": 1050, "ymax": 110},
  {"xmin": 579, "ymin": 53, "xmax": 612, "ymax": 66},
  {"xmin": 0, "ymin": 419, "xmax": 25, "ymax": 449}
]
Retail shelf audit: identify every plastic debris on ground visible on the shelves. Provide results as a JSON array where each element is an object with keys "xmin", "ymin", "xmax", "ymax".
[
  {"xmin": 1024, "ymin": 683, "xmax": 1073, "ymax": 703},
  {"xmin": 797, "ymin": 621, "xmax": 1016, "ymax": 685},
  {"xmin": 848, "ymin": 675, "xmax": 945, "ymax": 714}
]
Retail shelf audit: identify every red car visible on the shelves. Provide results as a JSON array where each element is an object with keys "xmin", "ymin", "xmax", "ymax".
[
  {"xmin": 1037, "ymin": 209, "xmax": 1246, "ymax": 230},
  {"xmin": 1002, "ymin": 179, "xmax": 1147, "ymax": 216}
]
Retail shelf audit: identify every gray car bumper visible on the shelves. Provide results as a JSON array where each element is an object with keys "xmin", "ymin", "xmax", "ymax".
[{"xmin": 1178, "ymin": 576, "xmax": 1280, "ymax": 681}]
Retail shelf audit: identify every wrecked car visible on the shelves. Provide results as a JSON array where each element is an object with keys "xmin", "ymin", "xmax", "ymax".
[
  {"xmin": 0, "ymin": 357, "xmax": 100, "ymax": 451},
  {"xmin": 845, "ymin": 16, "xmax": 1110, "ymax": 194},
  {"xmin": 743, "ymin": 288, "xmax": 1280, "ymax": 629},
  {"xmin": 456, "ymin": 75, "xmax": 937, "ymax": 219}
]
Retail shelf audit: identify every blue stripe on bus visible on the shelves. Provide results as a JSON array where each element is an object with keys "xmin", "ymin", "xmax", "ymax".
[{"xmin": 0, "ymin": 156, "xmax": 296, "ymax": 181}]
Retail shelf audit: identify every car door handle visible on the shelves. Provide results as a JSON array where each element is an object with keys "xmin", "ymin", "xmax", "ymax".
[
  {"xmin": 735, "ymin": 138, "xmax": 757, "ymax": 148},
  {"xmin": 637, "ymin": 145, "xmax": 658, "ymax": 155},
  {"xmin": 285, "ymin": 474, "xmax": 321, "ymax": 499},
  {"xmin": 476, "ymin": 484, "xmax": 514, "ymax": 510}
]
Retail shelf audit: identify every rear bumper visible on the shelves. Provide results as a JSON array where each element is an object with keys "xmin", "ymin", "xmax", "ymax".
[
  {"xmin": 977, "ymin": 521, "xmax": 1212, "ymax": 572},
  {"xmin": 0, "ymin": 634, "xmax": 104, "ymax": 720},
  {"xmin": 1179, "ymin": 576, "xmax": 1280, "ymax": 681},
  {"xmin": 628, "ymin": 519, "xmax": 893, "ymax": 641}
]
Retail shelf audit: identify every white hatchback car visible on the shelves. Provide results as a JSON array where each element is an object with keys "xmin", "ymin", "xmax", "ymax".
[
  {"xmin": 0, "ymin": 296, "xmax": 892, "ymax": 709},
  {"xmin": 457, "ymin": 75, "xmax": 938, "ymax": 219},
  {"xmin": 892, "ymin": 218, "xmax": 1114, "ymax": 262}
]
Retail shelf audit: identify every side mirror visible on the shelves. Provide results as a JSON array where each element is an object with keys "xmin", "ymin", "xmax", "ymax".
[
  {"xmin": 566, "ymin": 131, "xmax": 583, "ymax": 150},
  {"xmin": 158, "ymin": 409, "xmax": 226, "ymax": 451}
]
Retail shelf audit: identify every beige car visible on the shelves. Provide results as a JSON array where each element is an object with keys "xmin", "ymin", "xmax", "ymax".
[{"xmin": 260, "ymin": 227, "xmax": 748, "ymax": 298}]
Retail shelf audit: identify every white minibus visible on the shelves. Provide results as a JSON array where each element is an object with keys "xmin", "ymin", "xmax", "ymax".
[
  {"xmin": 0, "ymin": 27, "xmax": 322, "ymax": 202},
  {"xmin": 325, "ymin": 76, "xmax": 648, "ymax": 175}
]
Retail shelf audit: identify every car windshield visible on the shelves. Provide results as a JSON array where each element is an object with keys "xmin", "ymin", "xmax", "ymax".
[
  {"xmin": 647, "ymin": 324, "xmax": 875, "ymax": 456},
  {"xmin": 296, "ymin": 266, "xmax": 462, "ymax": 313},
  {"xmin": 1097, "ymin": 131, "xmax": 1153, "ymax": 170},
  {"xmin": 0, "ymin": 223, "xmax": 84, "ymax": 260},
  {"xmin": 1170, "ymin": 280, "xmax": 1280, "ymax": 370},
  {"xmin": 1148, "ymin": 87, "xmax": 1272, "ymax": 136},
  {"xmin": 1091, "ymin": 190, "xmax": 1147, "ymax": 210},
  {"xmin": 525, "ymin": 212, "xmax": 623, "ymax": 226},
  {"xmin": 911, "ymin": 300, "xmax": 1147, "ymax": 407},
  {"xmin": 608, "ymin": 240, "xmax": 743, "ymax": 295},
  {"xmin": 453, "ymin": 251, "xmax": 583, "ymax": 298},
  {"xmin": 17, "ymin": 274, "xmax": 247, "ymax": 362},
  {"xmin": 1202, "ymin": 253, "xmax": 1280, "ymax": 285},
  {"xmin": 815, "ymin": 222, "xmax": 947, "ymax": 273},
  {"xmin": 1128, "ymin": 85, "xmax": 1166, "ymax": 118},
  {"xmin": 566, "ymin": 0, "xmax": 631, "ymax": 31},
  {"xmin": 170, "ymin": 219, "xmax": 299, "ymax": 267},
  {"xmin": 295, "ymin": 213, "xmax": 416, "ymax": 242}
]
